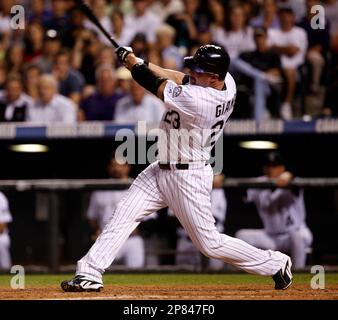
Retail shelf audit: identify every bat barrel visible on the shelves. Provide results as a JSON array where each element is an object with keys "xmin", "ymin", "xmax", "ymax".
[{"xmin": 76, "ymin": 0, "xmax": 119, "ymax": 48}]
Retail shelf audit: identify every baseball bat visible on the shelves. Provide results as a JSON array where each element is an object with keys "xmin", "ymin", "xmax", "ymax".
[{"xmin": 74, "ymin": 0, "xmax": 120, "ymax": 48}]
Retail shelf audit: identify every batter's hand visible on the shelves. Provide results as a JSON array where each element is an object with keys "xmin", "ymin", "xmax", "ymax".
[{"xmin": 115, "ymin": 46, "xmax": 133, "ymax": 63}]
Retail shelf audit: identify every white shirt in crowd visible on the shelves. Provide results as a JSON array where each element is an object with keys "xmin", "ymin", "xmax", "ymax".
[
  {"xmin": 268, "ymin": 27, "xmax": 308, "ymax": 69},
  {"xmin": 84, "ymin": 17, "xmax": 114, "ymax": 46},
  {"xmin": 115, "ymin": 94, "xmax": 165, "ymax": 124},
  {"xmin": 150, "ymin": 0, "xmax": 184, "ymax": 22},
  {"xmin": 212, "ymin": 26, "xmax": 256, "ymax": 59},
  {"xmin": 124, "ymin": 10, "xmax": 162, "ymax": 43},
  {"xmin": 0, "ymin": 91, "xmax": 34, "ymax": 120},
  {"xmin": 0, "ymin": 13, "xmax": 10, "ymax": 34},
  {"xmin": 28, "ymin": 94, "xmax": 77, "ymax": 124},
  {"xmin": 112, "ymin": 26, "xmax": 136, "ymax": 47},
  {"xmin": 277, "ymin": 0, "xmax": 306, "ymax": 23}
]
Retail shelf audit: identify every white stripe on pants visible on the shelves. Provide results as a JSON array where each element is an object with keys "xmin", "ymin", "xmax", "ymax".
[{"xmin": 77, "ymin": 161, "xmax": 289, "ymax": 283}]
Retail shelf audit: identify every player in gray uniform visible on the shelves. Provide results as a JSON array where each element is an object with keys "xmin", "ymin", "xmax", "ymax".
[
  {"xmin": 61, "ymin": 44, "xmax": 292, "ymax": 292},
  {"xmin": 236, "ymin": 152, "xmax": 313, "ymax": 270}
]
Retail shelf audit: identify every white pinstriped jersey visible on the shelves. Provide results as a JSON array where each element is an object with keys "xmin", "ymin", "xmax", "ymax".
[
  {"xmin": 158, "ymin": 73, "xmax": 236, "ymax": 163},
  {"xmin": 76, "ymin": 71, "xmax": 291, "ymax": 282}
]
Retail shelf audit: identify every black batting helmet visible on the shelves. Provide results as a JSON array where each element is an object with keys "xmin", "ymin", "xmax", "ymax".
[{"xmin": 183, "ymin": 45, "xmax": 230, "ymax": 80}]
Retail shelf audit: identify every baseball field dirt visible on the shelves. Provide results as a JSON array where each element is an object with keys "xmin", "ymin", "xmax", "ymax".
[{"xmin": 0, "ymin": 273, "xmax": 337, "ymax": 300}]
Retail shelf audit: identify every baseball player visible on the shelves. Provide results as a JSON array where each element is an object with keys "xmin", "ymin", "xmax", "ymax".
[
  {"xmin": 61, "ymin": 44, "xmax": 292, "ymax": 292},
  {"xmin": 236, "ymin": 151, "xmax": 313, "ymax": 270},
  {"xmin": 87, "ymin": 156, "xmax": 146, "ymax": 269},
  {"xmin": 0, "ymin": 192, "xmax": 12, "ymax": 270}
]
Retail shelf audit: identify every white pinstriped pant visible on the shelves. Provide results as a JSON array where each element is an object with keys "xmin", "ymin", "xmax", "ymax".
[{"xmin": 77, "ymin": 161, "xmax": 289, "ymax": 283}]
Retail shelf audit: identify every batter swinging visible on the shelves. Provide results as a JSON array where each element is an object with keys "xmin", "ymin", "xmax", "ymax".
[{"xmin": 61, "ymin": 44, "xmax": 292, "ymax": 292}]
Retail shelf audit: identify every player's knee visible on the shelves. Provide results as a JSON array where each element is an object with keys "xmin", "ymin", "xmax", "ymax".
[
  {"xmin": 200, "ymin": 247, "xmax": 217, "ymax": 259},
  {"xmin": 199, "ymin": 241, "xmax": 222, "ymax": 259}
]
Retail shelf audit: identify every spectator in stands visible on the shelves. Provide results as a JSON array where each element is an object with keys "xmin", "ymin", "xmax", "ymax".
[
  {"xmin": 0, "ymin": 191, "xmax": 12, "ymax": 271},
  {"xmin": 34, "ymin": 31, "xmax": 62, "ymax": 73},
  {"xmin": 0, "ymin": 1, "xmax": 12, "ymax": 50},
  {"xmin": 212, "ymin": 4, "xmax": 255, "ymax": 60},
  {"xmin": 166, "ymin": 0, "xmax": 201, "ymax": 53},
  {"xmin": 62, "ymin": 8, "xmax": 86, "ymax": 49},
  {"xmin": 96, "ymin": 46, "xmax": 116, "ymax": 68},
  {"xmin": 115, "ymin": 66, "xmax": 132, "ymax": 94},
  {"xmin": 109, "ymin": 0, "xmax": 134, "ymax": 15},
  {"xmin": 129, "ymin": 32, "xmax": 149, "ymax": 62},
  {"xmin": 87, "ymin": 156, "xmax": 146, "ymax": 269},
  {"xmin": 268, "ymin": 7, "xmax": 308, "ymax": 119},
  {"xmin": 115, "ymin": 79, "xmax": 165, "ymax": 124},
  {"xmin": 277, "ymin": 0, "xmax": 306, "ymax": 23},
  {"xmin": 150, "ymin": 0, "xmax": 184, "ymax": 22},
  {"xmin": 72, "ymin": 30, "xmax": 101, "ymax": 86},
  {"xmin": 5, "ymin": 44, "xmax": 25, "ymax": 75},
  {"xmin": 124, "ymin": 0, "xmax": 162, "ymax": 45},
  {"xmin": 44, "ymin": 0, "xmax": 71, "ymax": 42},
  {"xmin": 196, "ymin": 24, "xmax": 214, "ymax": 48},
  {"xmin": 0, "ymin": 75, "xmax": 34, "ymax": 122},
  {"xmin": 23, "ymin": 64, "xmax": 42, "ymax": 101},
  {"xmin": 84, "ymin": 0, "xmax": 113, "ymax": 46},
  {"xmin": 250, "ymin": 0, "xmax": 280, "ymax": 29},
  {"xmin": 53, "ymin": 50, "xmax": 85, "ymax": 105},
  {"xmin": 174, "ymin": 174, "xmax": 227, "ymax": 271},
  {"xmin": 234, "ymin": 26, "xmax": 283, "ymax": 120},
  {"xmin": 23, "ymin": 21, "xmax": 44, "ymax": 63},
  {"xmin": 110, "ymin": 9, "xmax": 134, "ymax": 47},
  {"xmin": 27, "ymin": 0, "xmax": 53, "ymax": 25},
  {"xmin": 236, "ymin": 151, "xmax": 313, "ymax": 270},
  {"xmin": 29, "ymin": 74, "xmax": 76, "ymax": 123},
  {"xmin": 80, "ymin": 64, "xmax": 123, "ymax": 121},
  {"xmin": 77, "ymin": 46, "xmax": 116, "ymax": 99},
  {"xmin": 298, "ymin": 0, "xmax": 330, "ymax": 95},
  {"xmin": 155, "ymin": 24, "xmax": 183, "ymax": 70}
]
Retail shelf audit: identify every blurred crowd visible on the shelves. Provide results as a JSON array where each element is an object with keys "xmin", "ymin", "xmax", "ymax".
[{"xmin": 0, "ymin": 0, "xmax": 337, "ymax": 123}]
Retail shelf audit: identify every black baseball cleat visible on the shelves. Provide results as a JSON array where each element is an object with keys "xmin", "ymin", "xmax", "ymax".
[
  {"xmin": 61, "ymin": 275, "xmax": 103, "ymax": 292},
  {"xmin": 272, "ymin": 257, "xmax": 293, "ymax": 290}
]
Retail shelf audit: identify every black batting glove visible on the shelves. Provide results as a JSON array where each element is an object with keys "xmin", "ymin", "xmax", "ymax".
[{"xmin": 115, "ymin": 46, "xmax": 133, "ymax": 63}]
